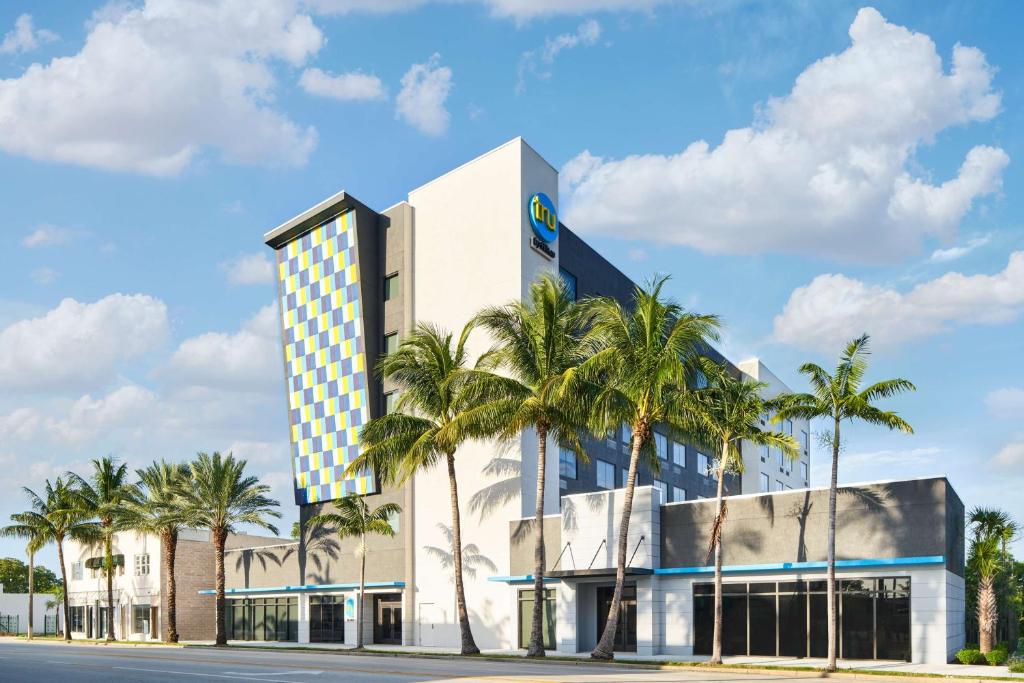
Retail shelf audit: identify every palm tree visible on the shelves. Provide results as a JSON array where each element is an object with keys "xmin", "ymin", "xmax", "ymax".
[
  {"xmin": 685, "ymin": 361, "xmax": 799, "ymax": 664},
  {"xmin": 774, "ymin": 334, "xmax": 914, "ymax": 671},
  {"xmin": 181, "ymin": 451, "xmax": 280, "ymax": 646},
  {"xmin": 969, "ymin": 507, "xmax": 1019, "ymax": 653},
  {"xmin": 2, "ymin": 512, "xmax": 47, "ymax": 639},
  {"xmin": 307, "ymin": 496, "xmax": 400, "ymax": 649},
  {"xmin": 344, "ymin": 322, "xmax": 489, "ymax": 655},
  {"xmin": 67, "ymin": 456, "xmax": 138, "ymax": 642},
  {"xmin": 470, "ymin": 274, "xmax": 589, "ymax": 657},
  {"xmin": 125, "ymin": 460, "xmax": 192, "ymax": 643},
  {"xmin": 574, "ymin": 277, "xmax": 720, "ymax": 660},
  {"xmin": 0, "ymin": 478, "xmax": 99, "ymax": 641}
]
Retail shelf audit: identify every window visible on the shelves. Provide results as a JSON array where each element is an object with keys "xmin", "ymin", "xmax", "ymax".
[
  {"xmin": 596, "ymin": 460, "xmax": 615, "ymax": 489},
  {"xmin": 775, "ymin": 480, "xmax": 785, "ymax": 492},
  {"xmin": 653, "ymin": 480, "xmax": 667, "ymax": 503},
  {"xmin": 672, "ymin": 441, "xmax": 685, "ymax": 467},
  {"xmin": 785, "ymin": 419, "xmax": 793, "ymax": 436},
  {"xmin": 800, "ymin": 461, "xmax": 809, "ymax": 485},
  {"xmin": 801, "ymin": 430, "xmax": 809, "ymax": 453},
  {"xmin": 383, "ymin": 273, "xmax": 399, "ymax": 302},
  {"xmin": 621, "ymin": 468, "xmax": 629, "ymax": 487},
  {"xmin": 387, "ymin": 509, "xmax": 400, "ymax": 534},
  {"xmin": 605, "ymin": 428, "xmax": 617, "ymax": 448},
  {"xmin": 310, "ymin": 595, "xmax": 345, "ymax": 643},
  {"xmin": 383, "ymin": 392, "xmax": 397, "ymax": 415},
  {"xmin": 697, "ymin": 452, "xmax": 710, "ymax": 476},
  {"xmin": 70, "ymin": 606, "xmax": 84, "ymax": 632},
  {"xmin": 72, "ymin": 561, "xmax": 83, "ymax": 581},
  {"xmin": 382, "ymin": 332, "xmax": 399, "ymax": 356},
  {"xmin": 621, "ymin": 422, "xmax": 632, "ymax": 451},
  {"xmin": 760, "ymin": 473, "xmax": 770, "ymax": 492},
  {"xmin": 558, "ymin": 267, "xmax": 578, "ymax": 301},
  {"xmin": 693, "ymin": 368, "xmax": 709, "ymax": 389},
  {"xmin": 225, "ymin": 596, "xmax": 298, "ymax": 642},
  {"xmin": 134, "ymin": 553, "xmax": 150, "ymax": 576},
  {"xmin": 672, "ymin": 486, "xmax": 685, "ymax": 502},
  {"xmin": 559, "ymin": 447, "xmax": 577, "ymax": 479},
  {"xmin": 776, "ymin": 447, "xmax": 784, "ymax": 468},
  {"xmin": 654, "ymin": 432, "xmax": 668, "ymax": 460},
  {"xmin": 133, "ymin": 604, "xmax": 150, "ymax": 634},
  {"xmin": 518, "ymin": 589, "xmax": 556, "ymax": 650},
  {"xmin": 761, "ymin": 444, "xmax": 769, "ymax": 462}
]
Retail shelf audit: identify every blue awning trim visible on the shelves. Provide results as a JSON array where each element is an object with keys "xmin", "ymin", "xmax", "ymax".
[
  {"xmin": 487, "ymin": 575, "xmax": 562, "ymax": 584},
  {"xmin": 653, "ymin": 555, "xmax": 945, "ymax": 576},
  {"xmin": 198, "ymin": 580, "xmax": 405, "ymax": 595}
]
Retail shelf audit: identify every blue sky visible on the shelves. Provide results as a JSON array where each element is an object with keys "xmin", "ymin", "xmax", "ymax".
[{"xmin": 1, "ymin": 0, "xmax": 1022, "ymax": 567}]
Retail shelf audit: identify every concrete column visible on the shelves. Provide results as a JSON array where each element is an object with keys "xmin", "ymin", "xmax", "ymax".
[
  {"xmin": 297, "ymin": 593, "xmax": 310, "ymax": 644},
  {"xmin": 557, "ymin": 582, "xmax": 578, "ymax": 654},
  {"xmin": 636, "ymin": 577, "xmax": 655, "ymax": 656}
]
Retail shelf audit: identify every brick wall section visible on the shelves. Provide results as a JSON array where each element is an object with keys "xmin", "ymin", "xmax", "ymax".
[{"xmin": 168, "ymin": 538, "xmax": 216, "ymax": 641}]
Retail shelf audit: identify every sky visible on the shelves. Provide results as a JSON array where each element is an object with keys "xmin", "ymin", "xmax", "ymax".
[{"xmin": 0, "ymin": 0, "xmax": 1022, "ymax": 569}]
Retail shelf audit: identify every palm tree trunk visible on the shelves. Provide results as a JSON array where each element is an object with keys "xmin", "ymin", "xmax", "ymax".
[
  {"xmin": 358, "ymin": 540, "xmax": 366, "ymax": 650},
  {"xmin": 710, "ymin": 442, "xmax": 728, "ymax": 665},
  {"xmin": 826, "ymin": 418, "xmax": 841, "ymax": 671},
  {"xmin": 527, "ymin": 423, "xmax": 549, "ymax": 658},
  {"xmin": 978, "ymin": 575, "xmax": 996, "ymax": 653},
  {"xmin": 446, "ymin": 453, "xmax": 479, "ymax": 655},
  {"xmin": 27, "ymin": 549, "xmax": 34, "ymax": 641},
  {"xmin": 56, "ymin": 538, "xmax": 72, "ymax": 642},
  {"xmin": 163, "ymin": 529, "xmax": 179, "ymax": 643},
  {"xmin": 592, "ymin": 423, "xmax": 644, "ymax": 660},
  {"xmin": 214, "ymin": 527, "xmax": 227, "ymax": 646},
  {"xmin": 104, "ymin": 526, "xmax": 115, "ymax": 642}
]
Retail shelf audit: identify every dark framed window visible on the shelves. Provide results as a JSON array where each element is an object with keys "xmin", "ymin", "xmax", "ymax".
[
  {"xmin": 559, "ymin": 447, "xmax": 577, "ymax": 479},
  {"xmin": 383, "ymin": 273, "xmax": 399, "ymax": 302},
  {"xmin": 384, "ymin": 391, "xmax": 397, "ymax": 414},
  {"xmin": 517, "ymin": 589, "xmax": 556, "ymax": 650},
  {"xmin": 70, "ymin": 606, "xmax": 84, "ymax": 632},
  {"xmin": 133, "ymin": 604, "xmax": 150, "ymax": 634},
  {"xmin": 310, "ymin": 595, "xmax": 345, "ymax": 643},
  {"xmin": 383, "ymin": 332, "xmax": 399, "ymax": 356},
  {"xmin": 225, "ymin": 597, "xmax": 298, "ymax": 642},
  {"xmin": 558, "ymin": 267, "xmax": 577, "ymax": 301},
  {"xmin": 596, "ymin": 460, "xmax": 615, "ymax": 489}
]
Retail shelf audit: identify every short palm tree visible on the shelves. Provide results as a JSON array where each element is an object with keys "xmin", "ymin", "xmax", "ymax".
[
  {"xmin": 774, "ymin": 334, "xmax": 914, "ymax": 671},
  {"xmin": 575, "ymin": 277, "xmax": 720, "ymax": 660},
  {"xmin": 307, "ymin": 496, "xmax": 400, "ymax": 649},
  {"xmin": 345, "ymin": 322, "xmax": 488, "ymax": 655},
  {"xmin": 125, "ymin": 460, "xmax": 192, "ymax": 642},
  {"xmin": 2, "ymin": 512, "xmax": 47, "ymax": 639},
  {"xmin": 685, "ymin": 361, "xmax": 798, "ymax": 664},
  {"xmin": 181, "ymin": 451, "xmax": 280, "ymax": 646},
  {"xmin": 470, "ymin": 273, "xmax": 589, "ymax": 657},
  {"xmin": 1, "ymin": 478, "xmax": 99, "ymax": 641},
  {"xmin": 68, "ymin": 457, "xmax": 138, "ymax": 642},
  {"xmin": 968, "ymin": 507, "xmax": 1018, "ymax": 653}
]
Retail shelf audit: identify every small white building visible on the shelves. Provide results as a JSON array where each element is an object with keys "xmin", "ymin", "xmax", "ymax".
[{"xmin": 0, "ymin": 583, "xmax": 55, "ymax": 635}]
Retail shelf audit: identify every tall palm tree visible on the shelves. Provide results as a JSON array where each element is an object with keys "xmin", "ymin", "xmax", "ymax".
[
  {"xmin": 574, "ymin": 277, "xmax": 720, "ymax": 660},
  {"xmin": 774, "ymin": 334, "xmax": 914, "ymax": 671},
  {"xmin": 684, "ymin": 361, "xmax": 799, "ymax": 664},
  {"xmin": 307, "ymin": 496, "xmax": 401, "ymax": 649},
  {"xmin": 181, "ymin": 451, "xmax": 280, "ymax": 646},
  {"xmin": 345, "ymin": 322, "xmax": 489, "ymax": 655},
  {"xmin": 969, "ymin": 507, "xmax": 1019, "ymax": 653},
  {"xmin": 124, "ymin": 460, "xmax": 192, "ymax": 643},
  {"xmin": 470, "ymin": 274, "xmax": 589, "ymax": 657},
  {"xmin": 67, "ymin": 456, "xmax": 138, "ymax": 642},
  {"xmin": 2, "ymin": 512, "xmax": 47, "ymax": 639},
  {"xmin": 1, "ymin": 478, "xmax": 99, "ymax": 641}
]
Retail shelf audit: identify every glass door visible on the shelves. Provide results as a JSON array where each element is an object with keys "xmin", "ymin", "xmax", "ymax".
[
  {"xmin": 374, "ymin": 594, "xmax": 403, "ymax": 644},
  {"xmin": 596, "ymin": 584, "xmax": 637, "ymax": 652}
]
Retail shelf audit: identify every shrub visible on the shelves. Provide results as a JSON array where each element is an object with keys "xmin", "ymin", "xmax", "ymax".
[
  {"xmin": 957, "ymin": 649, "xmax": 982, "ymax": 665},
  {"xmin": 986, "ymin": 649, "xmax": 1008, "ymax": 666},
  {"xmin": 1008, "ymin": 656, "xmax": 1024, "ymax": 674}
]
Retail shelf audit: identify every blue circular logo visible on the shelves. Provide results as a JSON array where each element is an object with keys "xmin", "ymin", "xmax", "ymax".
[{"xmin": 528, "ymin": 192, "xmax": 558, "ymax": 243}]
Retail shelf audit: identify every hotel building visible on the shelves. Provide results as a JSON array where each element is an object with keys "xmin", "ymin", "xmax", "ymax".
[{"xmin": 218, "ymin": 138, "xmax": 963, "ymax": 664}]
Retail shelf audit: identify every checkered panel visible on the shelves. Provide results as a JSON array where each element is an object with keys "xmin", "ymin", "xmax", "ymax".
[{"xmin": 275, "ymin": 210, "xmax": 376, "ymax": 505}]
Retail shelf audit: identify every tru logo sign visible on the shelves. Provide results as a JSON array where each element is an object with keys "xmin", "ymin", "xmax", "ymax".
[{"xmin": 528, "ymin": 192, "xmax": 557, "ymax": 259}]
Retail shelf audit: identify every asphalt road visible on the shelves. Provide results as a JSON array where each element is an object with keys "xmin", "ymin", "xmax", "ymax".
[{"xmin": 0, "ymin": 642, "xmax": 835, "ymax": 682}]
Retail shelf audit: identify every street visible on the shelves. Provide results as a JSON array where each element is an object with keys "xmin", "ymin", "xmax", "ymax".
[{"xmin": 0, "ymin": 642, "xmax": 835, "ymax": 682}]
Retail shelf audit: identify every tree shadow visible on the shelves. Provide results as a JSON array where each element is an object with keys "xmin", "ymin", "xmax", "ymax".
[
  {"xmin": 282, "ymin": 523, "xmax": 340, "ymax": 586},
  {"xmin": 422, "ymin": 523, "xmax": 497, "ymax": 581},
  {"xmin": 468, "ymin": 456, "xmax": 522, "ymax": 523}
]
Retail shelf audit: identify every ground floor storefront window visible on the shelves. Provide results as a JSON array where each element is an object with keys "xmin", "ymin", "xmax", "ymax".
[
  {"xmin": 69, "ymin": 606, "xmax": 85, "ymax": 632},
  {"xmin": 133, "ymin": 604, "xmax": 150, "ymax": 636},
  {"xmin": 224, "ymin": 597, "xmax": 298, "ymax": 642},
  {"xmin": 693, "ymin": 577, "xmax": 911, "ymax": 661},
  {"xmin": 517, "ymin": 589, "xmax": 556, "ymax": 650},
  {"xmin": 310, "ymin": 595, "xmax": 345, "ymax": 643}
]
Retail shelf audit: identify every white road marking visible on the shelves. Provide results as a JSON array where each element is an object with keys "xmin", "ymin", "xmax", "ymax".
[
  {"xmin": 223, "ymin": 672, "xmax": 322, "ymax": 677},
  {"xmin": 114, "ymin": 666, "xmax": 298, "ymax": 682}
]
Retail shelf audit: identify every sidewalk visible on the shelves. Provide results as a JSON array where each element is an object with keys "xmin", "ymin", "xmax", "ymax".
[{"xmin": 180, "ymin": 641, "xmax": 1024, "ymax": 679}]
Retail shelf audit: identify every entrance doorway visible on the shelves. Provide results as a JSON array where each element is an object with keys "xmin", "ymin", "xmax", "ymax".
[
  {"xmin": 374, "ymin": 593, "xmax": 402, "ymax": 645},
  {"xmin": 596, "ymin": 584, "xmax": 637, "ymax": 652}
]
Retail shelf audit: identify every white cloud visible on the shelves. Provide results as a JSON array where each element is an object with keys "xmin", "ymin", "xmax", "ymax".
[
  {"xmin": 22, "ymin": 224, "xmax": 75, "ymax": 247},
  {"xmin": 0, "ymin": 407, "xmax": 43, "ymax": 441},
  {"xmin": 299, "ymin": 67, "xmax": 386, "ymax": 101},
  {"xmin": 0, "ymin": 14, "xmax": 57, "ymax": 55},
  {"xmin": 0, "ymin": 294, "xmax": 169, "ymax": 392},
  {"xmin": 49, "ymin": 384, "xmax": 158, "ymax": 444},
  {"xmin": 0, "ymin": 0, "xmax": 322, "ymax": 175},
  {"xmin": 986, "ymin": 387, "xmax": 1024, "ymax": 419},
  {"xmin": 560, "ymin": 8, "xmax": 1007, "ymax": 263},
  {"xmin": 517, "ymin": 19, "xmax": 601, "ymax": 93},
  {"xmin": 991, "ymin": 440, "xmax": 1024, "ymax": 470},
  {"xmin": 222, "ymin": 252, "xmax": 275, "ymax": 285},
  {"xmin": 396, "ymin": 53, "xmax": 452, "ymax": 136},
  {"xmin": 772, "ymin": 251, "xmax": 1024, "ymax": 352},
  {"xmin": 30, "ymin": 267, "xmax": 58, "ymax": 284},
  {"xmin": 309, "ymin": 0, "xmax": 671, "ymax": 21},
  {"xmin": 929, "ymin": 235, "xmax": 990, "ymax": 263},
  {"xmin": 167, "ymin": 304, "xmax": 281, "ymax": 392}
]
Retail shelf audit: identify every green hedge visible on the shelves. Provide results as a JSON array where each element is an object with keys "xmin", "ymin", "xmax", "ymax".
[
  {"xmin": 957, "ymin": 649, "xmax": 985, "ymax": 665},
  {"xmin": 986, "ymin": 650, "xmax": 1008, "ymax": 666}
]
